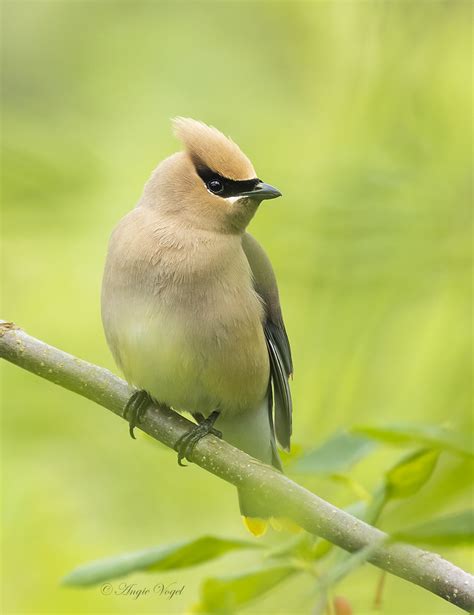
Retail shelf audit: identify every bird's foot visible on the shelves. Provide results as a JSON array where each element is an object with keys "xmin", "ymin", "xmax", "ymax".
[
  {"xmin": 192, "ymin": 412, "xmax": 222, "ymax": 439},
  {"xmin": 124, "ymin": 390, "xmax": 152, "ymax": 439},
  {"xmin": 175, "ymin": 410, "xmax": 221, "ymax": 466}
]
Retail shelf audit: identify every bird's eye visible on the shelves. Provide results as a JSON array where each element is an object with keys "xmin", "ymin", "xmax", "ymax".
[{"xmin": 207, "ymin": 179, "xmax": 224, "ymax": 194}]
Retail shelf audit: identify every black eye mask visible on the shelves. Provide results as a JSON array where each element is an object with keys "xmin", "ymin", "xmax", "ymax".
[{"xmin": 195, "ymin": 164, "xmax": 260, "ymax": 198}]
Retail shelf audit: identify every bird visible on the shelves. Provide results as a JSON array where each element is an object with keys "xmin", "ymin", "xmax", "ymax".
[{"xmin": 101, "ymin": 118, "xmax": 293, "ymax": 535}]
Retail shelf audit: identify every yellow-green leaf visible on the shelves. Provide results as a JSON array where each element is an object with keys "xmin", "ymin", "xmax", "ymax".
[
  {"xmin": 62, "ymin": 536, "xmax": 261, "ymax": 586},
  {"xmin": 194, "ymin": 566, "xmax": 296, "ymax": 614},
  {"xmin": 385, "ymin": 448, "xmax": 440, "ymax": 499}
]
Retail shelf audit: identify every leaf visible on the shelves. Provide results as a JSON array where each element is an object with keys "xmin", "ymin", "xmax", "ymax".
[
  {"xmin": 353, "ymin": 423, "xmax": 473, "ymax": 458},
  {"xmin": 292, "ymin": 431, "xmax": 375, "ymax": 474},
  {"xmin": 267, "ymin": 534, "xmax": 332, "ymax": 563},
  {"xmin": 62, "ymin": 536, "xmax": 261, "ymax": 586},
  {"xmin": 361, "ymin": 449, "xmax": 440, "ymax": 528},
  {"xmin": 393, "ymin": 510, "xmax": 474, "ymax": 546},
  {"xmin": 385, "ymin": 448, "xmax": 440, "ymax": 499},
  {"xmin": 194, "ymin": 565, "xmax": 296, "ymax": 613}
]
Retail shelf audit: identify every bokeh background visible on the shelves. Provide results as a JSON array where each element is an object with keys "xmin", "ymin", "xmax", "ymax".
[{"xmin": 2, "ymin": 1, "xmax": 472, "ymax": 613}]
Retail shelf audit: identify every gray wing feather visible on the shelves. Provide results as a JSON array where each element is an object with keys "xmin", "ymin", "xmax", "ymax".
[
  {"xmin": 265, "ymin": 321, "xmax": 292, "ymax": 450},
  {"xmin": 242, "ymin": 233, "xmax": 293, "ymax": 451}
]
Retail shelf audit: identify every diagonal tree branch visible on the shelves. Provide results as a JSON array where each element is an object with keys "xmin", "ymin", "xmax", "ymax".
[{"xmin": 1, "ymin": 321, "xmax": 473, "ymax": 612}]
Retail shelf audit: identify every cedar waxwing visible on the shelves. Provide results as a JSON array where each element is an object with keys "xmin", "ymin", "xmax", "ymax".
[{"xmin": 101, "ymin": 118, "xmax": 293, "ymax": 535}]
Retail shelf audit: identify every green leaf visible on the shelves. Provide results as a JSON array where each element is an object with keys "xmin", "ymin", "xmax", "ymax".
[
  {"xmin": 194, "ymin": 565, "xmax": 296, "ymax": 614},
  {"xmin": 292, "ymin": 431, "xmax": 375, "ymax": 474},
  {"xmin": 266, "ymin": 534, "xmax": 333, "ymax": 563},
  {"xmin": 353, "ymin": 423, "xmax": 473, "ymax": 458},
  {"xmin": 62, "ymin": 536, "xmax": 260, "ymax": 586},
  {"xmin": 385, "ymin": 448, "xmax": 440, "ymax": 499},
  {"xmin": 361, "ymin": 449, "xmax": 440, "ymax": 528},
  {"xmin": 393, "ymin": 510, "xmax": 474, "ymax": 546}
]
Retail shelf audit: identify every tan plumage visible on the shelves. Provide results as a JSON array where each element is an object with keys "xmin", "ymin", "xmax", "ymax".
[
  {"xmin": 101, "ymin": 118, "xmax": 292, "ymax": 525},
  {"xmin": 172, "ymin": 117, "xmax": 256, "ymax": 180}
]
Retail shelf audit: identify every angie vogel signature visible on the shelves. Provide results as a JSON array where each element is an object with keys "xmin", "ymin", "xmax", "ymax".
[{"xmin": 101, "ymin": 581, "xmax": 185, "ymax": 600}]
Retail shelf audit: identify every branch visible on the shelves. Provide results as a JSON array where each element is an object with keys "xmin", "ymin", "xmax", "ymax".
[{"xmin": 1, "ymin": 321, "xmax": 473, "ymax": 612}]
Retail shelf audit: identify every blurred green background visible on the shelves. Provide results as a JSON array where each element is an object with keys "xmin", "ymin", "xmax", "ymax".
[{"xmin": 2, "ymin": 1, "xmax": 472, "ymax": 613}]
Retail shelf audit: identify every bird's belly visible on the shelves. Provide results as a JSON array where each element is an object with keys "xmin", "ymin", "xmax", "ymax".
[{"xmin": 109, "ymin": 301, "xmax": 269, "ymax": 416}]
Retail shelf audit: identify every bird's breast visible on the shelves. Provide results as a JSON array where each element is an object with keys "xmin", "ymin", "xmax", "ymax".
[{"xmin": 102, "ymin": 221, "xmax": 269, "ymax": 415}]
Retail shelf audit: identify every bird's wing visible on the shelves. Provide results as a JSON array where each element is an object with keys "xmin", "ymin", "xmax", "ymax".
[{"xmin": 242, "ymin": 232, "xmax": 293, "ymax": 451}]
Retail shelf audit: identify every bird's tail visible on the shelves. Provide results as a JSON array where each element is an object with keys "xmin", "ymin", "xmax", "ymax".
[
  {"xmin": 215, "ymin": 393, "xmax": 294, "ymax": 537},
  {"xmin": 241, "ymin": 512, "xmax": 269, "ymax": 537},
  {"xmin": 238, "ymin": 490, "xmax": 273, "ymax": 537},
  {"xmin": 238, "ymin": 486, "xmax": 301, "ymax": 536}
]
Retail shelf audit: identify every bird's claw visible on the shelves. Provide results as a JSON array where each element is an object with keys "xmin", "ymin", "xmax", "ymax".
[
  {"xmin": 175, "ymin": 410, "xmax": 221, "ymax": 466},
  {"xmin": 210, "ymin": 427, "xmax": 222, "ymax": 439},
  {"xmin": 124, "ymin": 390, "xmax": 152, "ymax": 439}
]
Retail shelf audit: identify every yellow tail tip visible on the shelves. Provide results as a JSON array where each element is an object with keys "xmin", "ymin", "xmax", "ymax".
[{"xmin": 242, "ymin": 516, "xmax": 268, "ymax": 537}]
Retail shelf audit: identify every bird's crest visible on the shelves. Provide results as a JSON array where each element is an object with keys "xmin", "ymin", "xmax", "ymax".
[{"xmin": 172, "ymin": 117, "xmax": 256, "ymax": 181}]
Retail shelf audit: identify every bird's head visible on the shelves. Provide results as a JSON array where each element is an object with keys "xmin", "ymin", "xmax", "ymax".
[{"xmin": 141, "ymin": 118, "xmax": 282, "ymax": 233}]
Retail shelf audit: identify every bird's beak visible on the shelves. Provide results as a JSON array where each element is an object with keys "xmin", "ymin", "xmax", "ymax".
[{"xmin": 238, "ymin": 181, "xmax": 282, "ymax": 201}]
